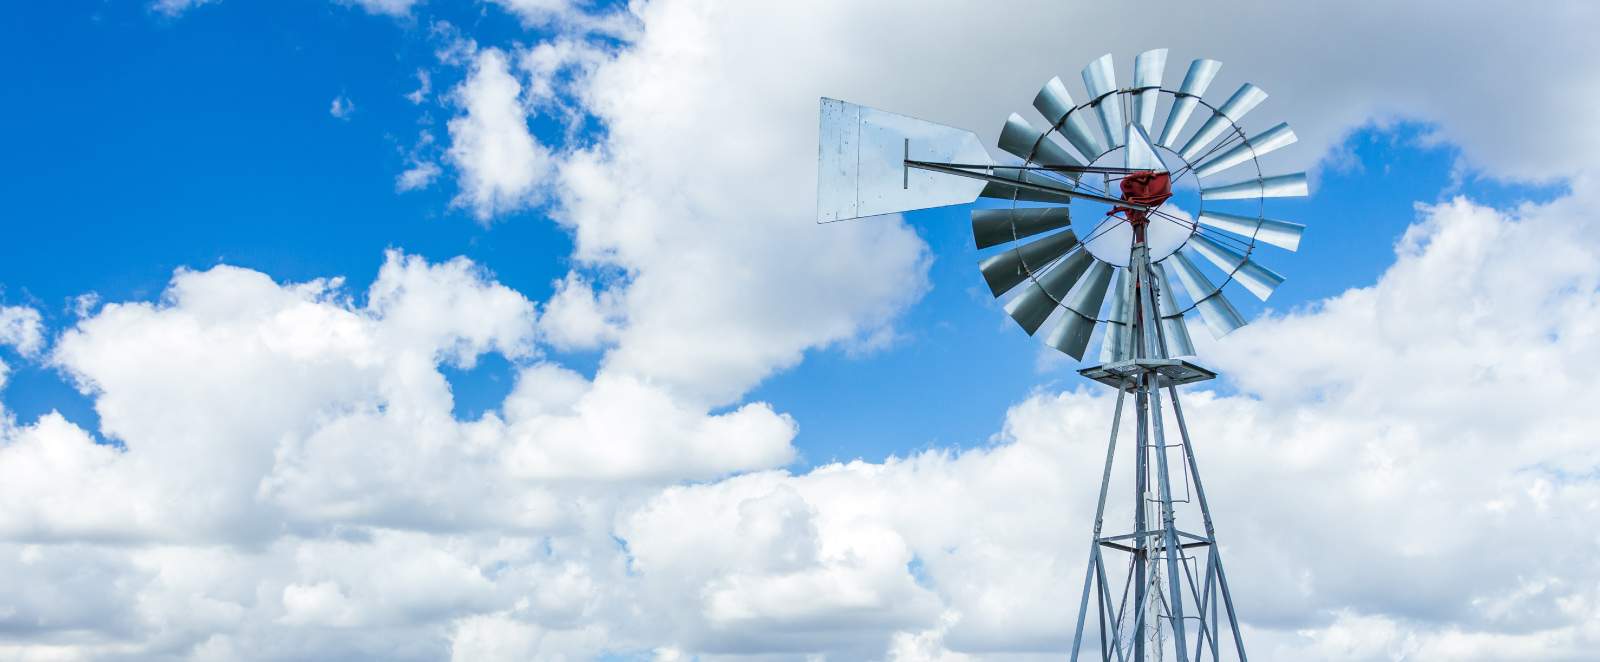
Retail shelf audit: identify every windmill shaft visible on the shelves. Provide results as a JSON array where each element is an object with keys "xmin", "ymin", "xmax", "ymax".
[
  {"xmin": 1071, "ymin": 241, "xmax": 1246, "ymax": 662},
  {"xmin": 1139, "ymin": 243, "xmax": 1191, "ymax": 662},
  {"xmin": 902, "ymin": 161, "xmax": 1145, "ymax": 209}
]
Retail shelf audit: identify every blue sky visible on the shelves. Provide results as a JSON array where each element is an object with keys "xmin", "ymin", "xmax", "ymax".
[
  {"xmin": 3, "ymin": 0, "xmax": 578, "ymax": 427},
  {"xmin": 0, "ymin": 1, "xmax": 1596, "ymax": 660}
]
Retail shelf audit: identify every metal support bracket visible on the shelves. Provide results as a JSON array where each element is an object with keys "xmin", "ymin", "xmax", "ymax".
[{"xmin": 1078, "ymin": 358, "xmax": 1217, "ymax": 390}]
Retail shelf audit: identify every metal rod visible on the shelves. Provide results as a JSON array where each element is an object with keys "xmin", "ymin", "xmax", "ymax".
[
  {"xmin": 928, "ymin": 162, "xmax": 1155, "ymax": 175},
  {"xmin": 1114, "ymin": 553, "xmax": 1135, "ymax": 659},
  {"xmin": 1130, "ymin": 240, "xmax": 1150, "ymax": 662},
  {"xmin": 1213, "ymin": 549, "xmax": 1249, "ymax": 661},
  {"xmin": 1094, "ymin": 559, "xmax": 1107, "ymax": 662},
  {"xmin": 1140, "ymin": 244, "xmax": 1191, "ymax": 662},
  {"xmin": 1166, "ymin": 388, "xmax": 1215, "ymax": 538},
  {"xmin": 1076, "ymin": 383, "xmax": 1129, "ymax": 661},
  {"xmin": 1198, "ymin": 552, "xmax": 1219, "ymax": 662},
  {"xmin": 1169, "ymin": 387, "xmax": 1246, "ymax": 661},
  {"xmin": 1180, "ymin": 551, "xmax": 1209, "ymax": 662},
  {"xmin": 1212, "ymin": 560, "xmax": 1221, "ymax": 662},
  {"xmin": 1094, "ymin": 386, "xmax": 1130, "ymax": 534},
  {"xmin": 1073, "ymin": 544, "xmax": 1099, "ymax": 662},
  {"xmin": 1120, "ymin": 263, "xmax": 1138, "ymax": 362},
  {"xmin": 1098, "ymin": 551, "xmax": 1128, "ymax": 662},
  {"xmin": 1132, "ymin": 382, "xmax": 1149, "ymax": 662},
  {"xmin": 903, "ymin": 160, "xmax": 1148, "ymax": 209}
]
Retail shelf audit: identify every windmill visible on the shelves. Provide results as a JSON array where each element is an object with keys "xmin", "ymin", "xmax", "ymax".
[{"xmin": 816, "ymin": 49, "xmax": 1306, "ymax": 661}]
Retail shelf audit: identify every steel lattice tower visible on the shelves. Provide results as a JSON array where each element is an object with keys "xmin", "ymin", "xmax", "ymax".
[{"xmin": 817, "ymin": 48, "xmax": 1309, "ymax": 662}]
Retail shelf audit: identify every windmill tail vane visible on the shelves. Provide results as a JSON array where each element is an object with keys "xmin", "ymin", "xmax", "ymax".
[{"xmin": 816, "ymin": 49, "xmax": 1310, "ymax": 661}]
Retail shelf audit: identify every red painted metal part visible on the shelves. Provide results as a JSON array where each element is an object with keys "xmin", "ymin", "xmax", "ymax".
[{"xmin": 1109, "ymin": 171, "xmax": 1172, "ymax": 243}]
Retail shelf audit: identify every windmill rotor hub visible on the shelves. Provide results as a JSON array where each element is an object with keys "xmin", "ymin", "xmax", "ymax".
[{"xmin": 1111, "ymin": 170, "xmax": 1173, "ymax": 241}]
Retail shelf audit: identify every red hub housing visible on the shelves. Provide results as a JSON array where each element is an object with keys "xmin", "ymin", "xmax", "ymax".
[{"xmin": 1114, "ymin": 171, "xmax": 1172, "ymax": 243}]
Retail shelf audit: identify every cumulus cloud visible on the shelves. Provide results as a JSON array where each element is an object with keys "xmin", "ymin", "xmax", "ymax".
[
  {"xmin": 538, "ymin": 273, "xmax": 621, "ymax": 351},
  {"xmin": 7, "ymin": 147, "xmax": 1600, "ymax": 660},
  {"xmin": 446, "ymin": 47, "xmax": 554, "ymax": 221},
  {"xmin": 11, "ymin": 186, "xmax": 1582, "ymax": 660},
  {"xmin": 0, "ymin": 249, "xmax": 799, "ymax": 657},
  {"xmin": 18, "ymin": 0, "xmax": 1600, "ymax": 659}
]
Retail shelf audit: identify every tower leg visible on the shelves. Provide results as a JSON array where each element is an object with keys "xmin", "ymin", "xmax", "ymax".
[
  {"xmin": 1168, "ymin": 386, "xmax": 1248, "ymax": 662},
  {"xmin": 1071, "ymin": 386, "xmax": 1128, "ymax": 661}
]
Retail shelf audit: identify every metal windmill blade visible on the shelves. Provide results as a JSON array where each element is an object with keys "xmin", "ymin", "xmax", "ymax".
[
  {"xmin": 1178, "ymin": 83, "xmax": 1269, "ymax": 161},
  {"xmin": 1130, "ymin": 49, "xmax": 1167, "ymax": 133},
  {"xmin": 816, "ymin": 50, "xmax": 1316, "ymax": 662},
  {"xmin": 1081, "ymin": 54, "xmax": 1125, "ymax": 150},
  {"xmin": 1193, "ymin": 122, "xmax": 1297, "ymax": 178},
  {"xmin": 1158, "ymin": 58, "xmax": 1221, "ymax": 147},
  {"xmin": 1034, "ymin": 77, "xmax": 1105, "ymax": 160},
  {"xmin": 1197, "ymin": 210, "xmax": 1304, "ymax": 251}
]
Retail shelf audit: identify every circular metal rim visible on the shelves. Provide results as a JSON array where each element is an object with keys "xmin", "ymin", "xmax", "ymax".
[{"xmin": 999, "ymin": 85, "xmax": 1275, "ymax": 320}]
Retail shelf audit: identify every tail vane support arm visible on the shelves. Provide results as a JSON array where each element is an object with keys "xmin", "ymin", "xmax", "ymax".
[{"xmin": 903, "ymin": 160, "xmax": 1149, "ymax": 209}]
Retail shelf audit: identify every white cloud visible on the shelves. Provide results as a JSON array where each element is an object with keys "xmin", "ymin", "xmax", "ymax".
[
  {"xmin": 0, "ymin": 305, "xmax": 44, "ymax": 358},
  {"xmin": 486, "ymin": 0, "xmax": 638, "ymax": 35},
  {"xmin": 330, "ymin": 94, "xmax": 355, "ymax": 120},
  {"xmin": 398, "ymin": 131, "xmax": 443, "ymax": 192},
  {"xmin": 340, "ymin": 0, "xmax": 426, "ymax": 17},
  {"xmin": 406, "ymin": 69, "xmax": 432, "ymax": 105},
  {"xmin": 156, "ymin": 0, "xmax": 423, "ymax": 20},
  {"xmin": 518, "ymin": 38, "xmax": 609, "ymax": 133},
  {"xmin": 537, "ymin": 273, "xmax": 620, "ymax": 350},
  {"xmin": 149, "ymin": 0, "xmax": 218, "ymax": 17},
  {"xmin": 487, "ymin": 0, "xmax": 577, "ymax": 26},
  {"xmin": 447, "ymin": 47, "xmax": 554, "ymax": 221},
  {"xmin": 0, "ymin": 306, "xmax": 44, "ymax": 393},
  {"xmin": 397, "ymin": 159, "xmax": 442, "ymax": 191}
]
